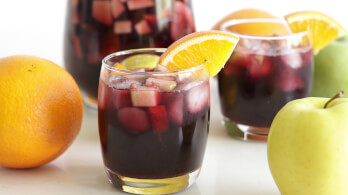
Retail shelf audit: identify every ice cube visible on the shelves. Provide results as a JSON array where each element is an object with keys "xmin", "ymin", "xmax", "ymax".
[
  {"xmin": 185, "ymin": 81, "xmax": 210, "ymax": 114},
  {"xmin": 280, "ymin": 51, "xmax": 303, "ymax": 69},
  {"xmin": 167, "ymin": 94, "xmax": 183, "ymax": 125},
  {"xmin": 108, "ymin": 76, "xmax": 142, "ymax": 89}
]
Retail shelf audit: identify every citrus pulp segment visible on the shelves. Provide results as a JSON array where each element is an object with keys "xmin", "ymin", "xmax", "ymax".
[
  {"xmin": 159, "ymin": 31, "xmax": 240, "ymax": 77},
  {"xmin": 285, "ymin": 11, "xmax": 347, "ymax": 54}
]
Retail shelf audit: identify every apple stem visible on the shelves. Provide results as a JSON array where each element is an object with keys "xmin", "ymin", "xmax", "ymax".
[{"xmin": 324, "ymin": 91, "xmax": 344, "ymax": 109}]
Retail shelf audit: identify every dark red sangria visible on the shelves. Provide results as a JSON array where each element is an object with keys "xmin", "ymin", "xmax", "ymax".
[
  {"xmin": 98, "ymin": 49, "xmax": 210, "ymax": 194},
  {"xmin": 219, "ymin": 18, "xmax": 313, "ymax": 141},
  {"xmin": 64, "ymin": 0, "xmax": 196, "ymax": 107}
]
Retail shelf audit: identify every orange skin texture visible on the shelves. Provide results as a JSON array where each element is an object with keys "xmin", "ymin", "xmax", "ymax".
[
  {"xmin": 212, "ymin": 8, "xmax": 277, "ymax": 30},
  {"xmin": 0, "ymin": 56, "xmax": 83, "ymax": 168},
  {"xmin": 212, "ymin": 8, "xmax": 291, "ymax": 36}
]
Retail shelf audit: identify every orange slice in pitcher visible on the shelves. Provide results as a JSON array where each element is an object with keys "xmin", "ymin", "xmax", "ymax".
[
  {"xmin": 285, "ymin": 11, "xmax": 347, "ymax": 54},
  {"xmin": 159, "ymin": 30, "xmax": 239, "ymax": 77}
]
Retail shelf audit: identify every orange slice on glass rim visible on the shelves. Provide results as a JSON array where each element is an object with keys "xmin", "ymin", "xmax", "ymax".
[
  {"xmin": 159, "ymin": 30, "xmax": 240, "ymax": 77},
  {"xmin": 285, "ymin": 11, "xmax": 347, "ymax": 54}
]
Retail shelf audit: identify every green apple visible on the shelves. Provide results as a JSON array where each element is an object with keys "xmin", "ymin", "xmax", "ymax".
[
  {"xmin": 268, "ymin": 93, "xmax": 348, "ymax": 195},
  {"xmin": 312, "ymin": 35, "xmax": 348, "ymax": 97}
]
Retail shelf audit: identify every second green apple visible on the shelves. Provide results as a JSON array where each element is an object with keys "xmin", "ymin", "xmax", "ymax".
[{"xmin": 312, "ymin": 35, "xmax": 348, "ymax": 97}]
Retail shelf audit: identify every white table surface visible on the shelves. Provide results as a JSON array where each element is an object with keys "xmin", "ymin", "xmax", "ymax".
[{"xmin": 0, "ymin": 0, "xmax": 347, "ymax": 194}]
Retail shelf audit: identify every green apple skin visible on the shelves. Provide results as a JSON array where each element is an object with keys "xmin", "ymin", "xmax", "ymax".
[
  {"xmin": 268, "ymin": 97, "xmax": 348, "ymax": 195},
  {"xmin": 312, "ymin": 35, "xmax": 348, "ymax": 98}
]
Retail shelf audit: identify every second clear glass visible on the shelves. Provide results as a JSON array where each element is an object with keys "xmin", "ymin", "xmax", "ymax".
[{"xmin": 219, "ymin": 18, "xmax": 313, "ymax": 141}]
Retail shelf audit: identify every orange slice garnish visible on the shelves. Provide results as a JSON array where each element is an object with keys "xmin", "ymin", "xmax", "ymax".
[
  {"xmin": 159, "ymin": 30, "xmax": 239, "ymax": 77},
  {"xmin": 285, "ymin": 11, "xmax": 347, "ymax": 54}
]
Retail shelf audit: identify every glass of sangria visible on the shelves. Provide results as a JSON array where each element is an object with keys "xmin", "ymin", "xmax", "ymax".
[
  {"xmin": 219, "ymin": 18, "xmax": 313, "ymax": 141},
  {"xmin": 98, "ymin": 49, "xmax": 210, "ymax": 194},
  {"xmin": 64, "ymin": 0, "xmax": 195, "ymax": 108}
]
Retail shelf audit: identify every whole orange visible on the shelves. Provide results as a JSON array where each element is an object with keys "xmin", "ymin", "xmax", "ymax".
[
  {"xmin": 212, "ymin": 8, "xmax": 290, "ymax": 36},
  {"xmin": 0, "ymin": 55, "xmax": 83, "ymax": 169},
  {"xmin": 212, "ymin": 8, "xmax": 277, "ymax": 30}
]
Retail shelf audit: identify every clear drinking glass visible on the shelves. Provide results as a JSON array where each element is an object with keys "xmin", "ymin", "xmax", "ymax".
[
  {"xmin": 98, "ymin": 49, "xmax": 210, "ymax": 194},
  {"xmin": 64, "ymin": 0, "xmax": 196, "ymax": 108},
  {"xmin": 219, "ymin": 18, "xmax": 313, "ymax": 141}
]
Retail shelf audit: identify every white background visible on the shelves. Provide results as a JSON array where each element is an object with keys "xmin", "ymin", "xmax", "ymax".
[
  {"xmin": 0, "ymin": 1, "xmax": 347, "ymax": 194},
  {"xmin": 0, "ymin": 0, "xmax": 347, "ymax": 66}
]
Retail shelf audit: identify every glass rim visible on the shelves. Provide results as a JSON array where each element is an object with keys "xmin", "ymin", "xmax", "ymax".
[
  {"xmin": 220, "ymin": 18, "xmax": 310, "ymax": 40},
  {"xmin": 102, "ymin": 48, "xmax": 207, "ymax": 76}
]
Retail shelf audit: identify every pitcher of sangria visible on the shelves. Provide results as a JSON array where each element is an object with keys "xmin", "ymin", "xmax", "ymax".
[{"xmin": 64, "ymin": 0, "xmax": 195, "ymax": 108}]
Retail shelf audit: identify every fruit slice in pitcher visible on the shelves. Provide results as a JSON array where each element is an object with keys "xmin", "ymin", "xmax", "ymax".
[
  {"xmin": 111, "ymin": 0, "xmax": 125, "ymax": 19},
  {"xmin": 170, "ymin": 1, "xmax": 195, "ymax": 41},
  {"xmin": 127, "ymin": 0, "xmax": 154, "ymax": 10},
  {"xmin": 92, "ymin": 1, "xmax": 113, "ymax": 26}
]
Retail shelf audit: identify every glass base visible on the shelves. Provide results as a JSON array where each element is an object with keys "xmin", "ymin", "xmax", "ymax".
[
  {"xmin": 223, "ymin": 119, "xmax": 269, "ymax": 141},
  {"xmin": 105, "ymin": 168, "xmax": 200, "ymax": 195},
  {"xmin": 82, "ymin": 92, "xmax": 98, "ymax": 110}
]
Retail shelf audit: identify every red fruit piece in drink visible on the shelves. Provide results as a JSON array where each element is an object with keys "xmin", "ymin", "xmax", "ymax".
[
  {"xmin": 160, "ymin": 92, "xmax": 174, "ymax": 105},
  {"xmin": 167, "ymin": 94, "xmax": 183, "ymax": 125},
  {"xmin": 144, "ymin": 14, "xmax": 157, "ymax": 27},
  {"xmin": 73, "ymin": 35, "xmax": 82, "ymax": 59},
  {"xmin": 277, "ymin": 72, "xmax": 304, "ymax": 92},
  {"xmin": 148, "ymin": 106, "xmax": 169, "ymax": 133},
  {"xmin": 111, "ymin": 88, "xmax": 132, "ymax": 109},
  {"xmin": 248, "ymin": 55, "xmax": 272, "ymax": 79},
  {"xmin": 170, "ymin": 1, "xmax": 195, "ymax": 41},
  {"xmin": 186, "ymin": 82, "xmax": 209, "ymax": 114},
  {"xmin": 92, "ymin": 1, "xmax": 113, "ymax": 26},
  {"xmin": 135, "ymin": 20, "xmax": 151, "ymax": 35},
  {"xmin": 223, "ymin": 54, "xmax": 249, "ymax": 75},
  {"xmin": 280, "ymin": 52, "xmax": 303, "ymax": 69},
  {"xmin": 111, "ymin": 0, "xmax": 125, "ymax": 19},
  {"xmin": 117, "ymin": 107, "xmax": 150, "ymax": 133},
  {"xmin": 127, "ymin": 0, "xmax": 154, "ymax": 10},
  {"xmin": 72, "ymin": 11, "xmax": 81, "ymax": 24},
  {"xmin": 130, "ymin": 86, "xmax": 160, "ymax": 107},
  {"xmin": 114, "ymin": 20, "xmax": 132, "ymax": 34}
]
